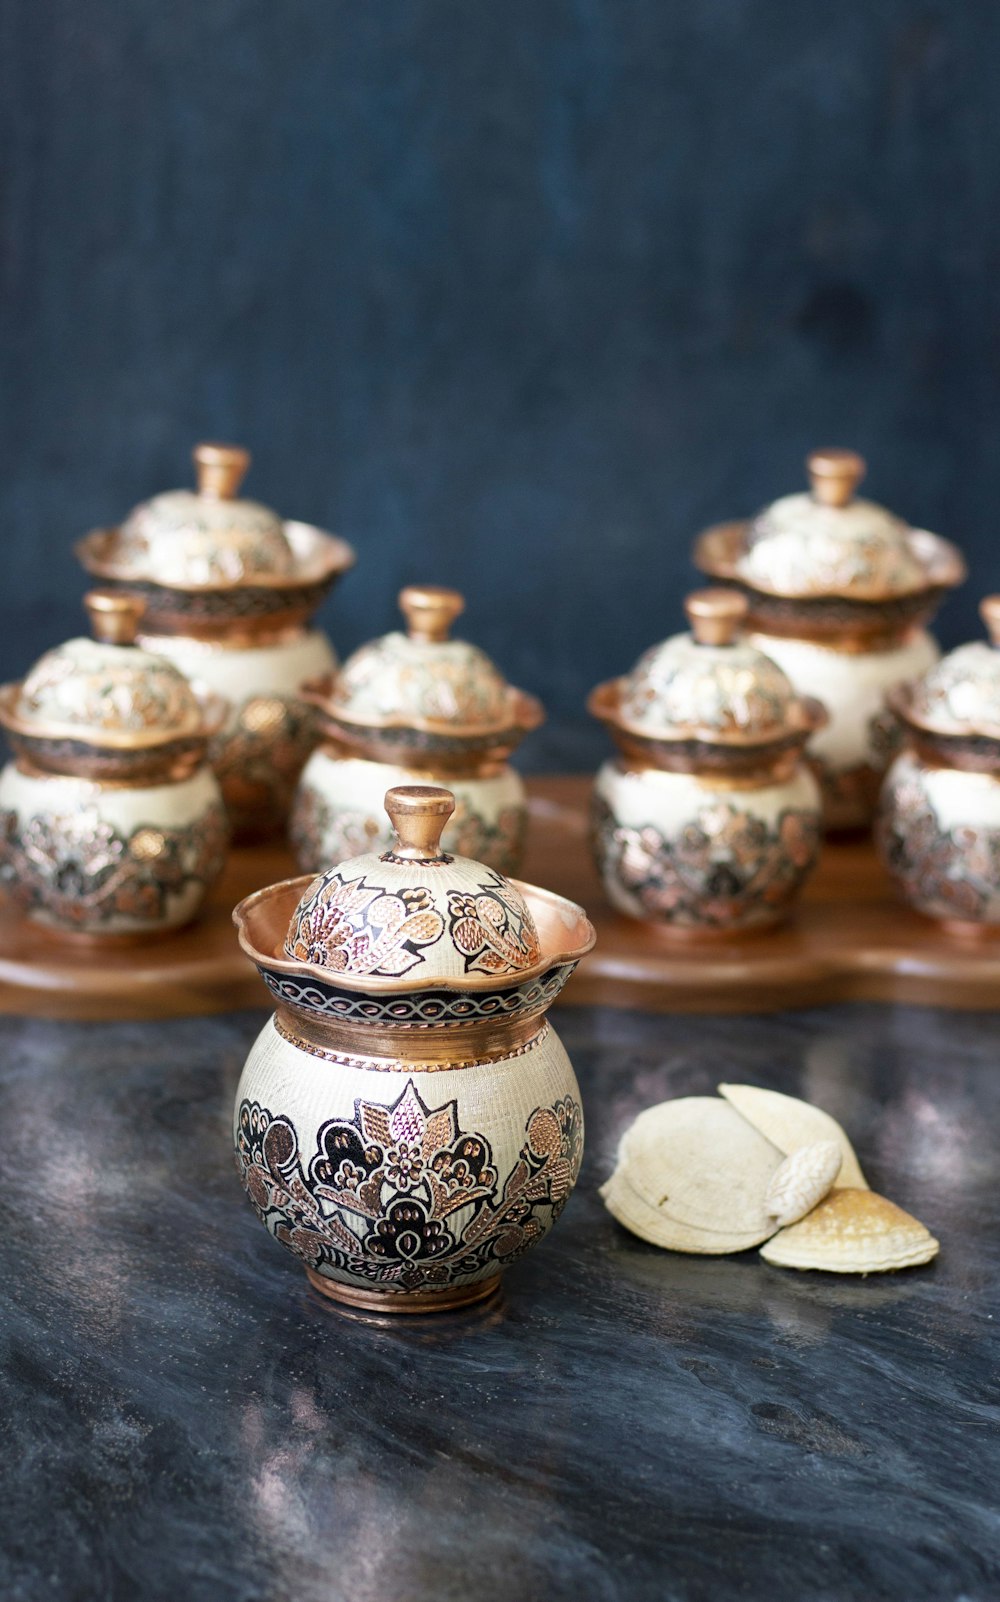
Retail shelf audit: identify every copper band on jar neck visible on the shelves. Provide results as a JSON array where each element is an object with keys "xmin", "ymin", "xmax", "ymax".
[{"xmin": 274, "ymin": 1005, "xmax": 549, "ymax": 1069}]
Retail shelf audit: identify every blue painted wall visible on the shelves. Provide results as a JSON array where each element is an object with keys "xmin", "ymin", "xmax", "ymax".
[{"xmin": 3, "ymin": 1, "xmax": 999, "ymax": 765}]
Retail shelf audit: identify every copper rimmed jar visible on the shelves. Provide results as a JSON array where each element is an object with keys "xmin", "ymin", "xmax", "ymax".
[
  {"xmin": 76, "ymin": 442, "xmax": 356, "ymax": 840},
  {"xmin": 0, "ymin": 593, "xmax": 229, "ymax": 938},
  {"xmin": 233, "ymin": 783, "xmax": 594, "ymax": 1313},
  {"xmin": 587, "ymin": 590, "xmax": 827, "ymax": 935},
  {"xmin": 877, "ymin": 596, "xmax": 1000, "ymax": 932},
  {"xmin": 693, "ymin": 449, "xmax": 965, "ymax": 828},
  {"xmin": 291, "ymin": 585, "xmax": 544, "ymax": 875}
]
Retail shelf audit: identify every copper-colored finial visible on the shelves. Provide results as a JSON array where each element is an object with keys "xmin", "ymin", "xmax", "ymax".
[
  {"xmin": 807, "ymin": 448, "xmax": 866, "ymax": 508},
  {"xmin": 193, "ymin": 442, "xmax": 251, "ymax": 500},
  {"xmin": 684, "ymin": 588, "xmax": 748, "ymax": 647},
  {"xmin": 384, "ymin": 785, "xmax": 455, "ymax": 861},
  {"xmin": 399, "ymin": 585, "xmax": 465, "ymax": 644},
  {"xmin": 84, "ymin": 590, "xmax": 146, "ymax": 646},
  {"xmin": 980, "ymin": 596, "xmax": 1000, "ymax": 648}
]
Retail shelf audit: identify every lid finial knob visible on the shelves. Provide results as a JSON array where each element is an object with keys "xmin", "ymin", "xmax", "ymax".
[
  {"xmin": 685, "ymin": 588, "xmax": 748, "ymax": 647},
  {"xmin": 193, "ymin": 442, "xmax": 251, "ymax": 500},
  {"xmin": 807, "ymin": 448, "xmax": 866, "ymax": 508},
  {"xmin": 384, "ymin": 785, "xmax": 456, "ymax": 861},
  {"xmin": 399, "ymin": 585, "xmax": 465, "ymax": 643},
  {"xmin": 980, "ymin": 596, "xmax": 1000, "ymax": 648},
  {"xmin": 84, "ymin": 590, "xmax": 146, "ymax": 647}
]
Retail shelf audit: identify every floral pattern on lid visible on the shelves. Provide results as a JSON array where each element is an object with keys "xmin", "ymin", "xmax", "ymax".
[
  {"xmin": 737, "ymin": 450, "xmax": 931, "ymax": 600},
  {"xmin": 329, "ymin": 587, "xmax": 520, "ymax": 733},
  {"xmin": 111, "ymin": 444, "xmax": 295, "ymax": 587},
  {"xmin": 615, "ymin": 591, "xmax": 801, "ymax": 743},
  {"xmin": 283, "ymin": 785, "xmax": 542, "ymax": 984},
  {"xmin": 11, "ymin": 593, "xmax": 206, "ymax": 743},
  {"xmin": 902, "ymin": 597, "xmax": 1000, "ymax": 737}
]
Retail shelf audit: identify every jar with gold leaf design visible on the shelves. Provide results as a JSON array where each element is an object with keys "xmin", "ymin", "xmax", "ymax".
[
  {"xmin": 76, "ymin": 443, "xmax": 356, "ymax": 839},
  {"xmin": 291, "ymin": 585, "xmax": 543, "ymax": 876},
  {"xmin": 233, "ymin": 783, "xmax": 594, "ymax": 1313},
  {"xmin": 0, "ymin": 593, "xmax": 229, "ymax": 938},
  {"xmin": 693, "ymin": 450, "xmax": 965, "ymax": 828},
  {"xmin": 588, "ymin": 590, "xmax": 826, "ymax": 935}
]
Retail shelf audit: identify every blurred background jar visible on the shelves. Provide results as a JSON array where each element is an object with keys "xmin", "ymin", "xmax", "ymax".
[
  {"xmin": 693, "ymin": 450, "xmax": 965, "ymax": 830},
  {"xmin": 878, "ymin": 596, "xmax": 1000, "ymax": 933},
  {"xmin": 291, "ymin": 585, "xmax": 543, "ymax": 874},
  {"xmin": 0, "ymin": 593, "xmax": 228, "ymax": 938},
  {"xmin": 588, "ymin": 589, "xmax": 826, "ymax": 935},
  {"xmin": 76, "ymin": 443, "xmax": 356, "ymax": 841}
]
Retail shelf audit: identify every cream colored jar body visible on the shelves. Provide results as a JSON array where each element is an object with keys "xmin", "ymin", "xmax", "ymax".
[
  {"xmin": 878, "ymin": 749, "xmax": 1000, "ymax": 926},
  {"xmin": 234, "ymin": 1013, "xmax": 583, "ymax": 1307},
  {"xmin": 291, "ymin": 750, "xmax": 527, "ymax": 874},
  {"xmin": 592, "ymin": 759, "xmax": 822, "ymax": 932},
  {"xmin": 144, "ymin": 628, "xmax": 336, "ymax": 839},
  {"xmin": 749, "ymin": 629, "xmax": 939, "ymax": 829},
  {"xmin": 0, "ymin": 762, "xmax": 227, "ymax": 936}
]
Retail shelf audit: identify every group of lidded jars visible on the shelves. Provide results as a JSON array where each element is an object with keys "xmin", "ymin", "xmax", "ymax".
[{"xmin": 2, "ymin": 440, "xmax": 999, "ymax": 940}]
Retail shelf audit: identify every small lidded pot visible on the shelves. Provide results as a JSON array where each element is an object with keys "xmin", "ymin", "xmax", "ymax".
[
  {"xmin": 0, "ymin": 593, "xmax": 229, "ymax": 938},
  {"xmin": 233, "ymin": 783, "xmax": 594, "ymax": 1313},
  {"xmin": 291, "ymin": 585, "xmax": 543, "ymax": 875},
  {"xmin": 76, "ymin": 443, "xmax": 356, "ymax": 840},
  {"xmin": 588, "ymin": 590, "xmax": 826, "ymax": 934},
  {"xmin": 694, "ymin": 449, "xmax": 965, "ymax": 828},
  {"xmin": 877, "ymin": 596, "xmax": 1000, "ymax": 931}
]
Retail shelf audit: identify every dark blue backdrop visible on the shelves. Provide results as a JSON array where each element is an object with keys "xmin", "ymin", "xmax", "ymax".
[{"xmin": 2, "ymin": 0, "xmax": 998, "ymax": 766}]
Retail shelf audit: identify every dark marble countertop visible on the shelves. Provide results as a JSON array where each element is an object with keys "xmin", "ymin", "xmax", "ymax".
[{"xmin": 2, "ymin": 1002, "xmax": 998, "ymax": 1602}]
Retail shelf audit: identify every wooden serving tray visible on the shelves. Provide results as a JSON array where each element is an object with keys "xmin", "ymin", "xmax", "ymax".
[{"xmin": 1, "ymin": 775, "xmax": 998, "ymax": 1018}]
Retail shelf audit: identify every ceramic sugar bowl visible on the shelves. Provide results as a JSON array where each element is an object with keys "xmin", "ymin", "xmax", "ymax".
[
  {"xmin": 233, "ymin": 783, "xmax": 594, "ymax": 1313},
  {"xmin": 588, "ymin": 590, "xmax": 826, "ymax": 935},
  {"xmin": 694, "ymin": 449, "xmax": 965, "ymax": 828},
  {"xmin": 0, "ymin": 593, "xmax": 229, "ymax": 938},
  {"xmin": 877, "ymin": 597, "xmax": 1000, "ymax": 931},
  {"xmin": 291, "ymin": 585, "xmax": 544, "ymax": 875},
  {"xmin": 76, "ymin": 443, "xmax": 356, "ymax": 840}
]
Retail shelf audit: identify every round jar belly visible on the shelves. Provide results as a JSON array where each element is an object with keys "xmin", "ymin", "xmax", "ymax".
[
  {"xmin": 233, "ymin": 1012, "xmax": 584, "ymax": 1311},
  {"xmin": 592, "ymin": 760, "xmax": 822, "ymax": 933},
  {"xmin": 750, "ymin": 629, "xmax": 939, "ymax": 830},
  {"xmin": 291, "ymin": 750, "xmax": 527, "ymax": 874},
  {"xmin": 0, "ymin": 762, "xmax": 227, "ymax": 936},
  {"xmin": 877, "ymin": 750, "xmax": 1000, "ymax": 927},
  {"xmin": 144, "ymin": 628, "xmax": 336, "ymax": 840}
]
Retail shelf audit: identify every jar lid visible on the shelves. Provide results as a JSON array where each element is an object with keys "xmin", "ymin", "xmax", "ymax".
[
  {"xmin": 4, "ymin": 593, "xmax": 208, "ymax": 747},
  {"xmin": 322, "ymin": 585, "xmax": 543, "ymax": 741},
  {"xmin": 598, "ymin": 590, "xmax": 817, "ymax": 746},
  {"xmin": 283, "ymin": 785, "xmax": 545, "ymax": 984},
  {"xmin": 109, "ymin": 444, "xmax": 295, "ymax": 586},
  {"xmin": 695, "ymin": 449, "xmax": 965, "ymax": 604},
  {"xmin": 899, "ymin": 597, "xmax": 1000, "ymax": 738}
]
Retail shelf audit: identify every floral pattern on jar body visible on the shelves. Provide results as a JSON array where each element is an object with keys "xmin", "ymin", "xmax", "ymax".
[
  {"xmin": 877, "ymin": 750, "xmax": 1000, "ymax": 927},
  {"xmin": 592, "ymin": 760, "xmax": 821, "ymax": 933}
]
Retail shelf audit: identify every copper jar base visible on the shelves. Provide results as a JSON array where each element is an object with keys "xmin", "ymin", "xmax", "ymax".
[{"xmin": 305, "ymin": 1267, "xmax": 503, "ymax": 1315}]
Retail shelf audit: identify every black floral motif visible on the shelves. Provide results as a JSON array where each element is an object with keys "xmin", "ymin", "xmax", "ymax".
[
  {"xmin": 236, "ymin": 1080, "xmax": 583, "ymax": 1292},
  {"xmin": 286, "ymin": 872, "xmax": 445, "ymax": 976},
  {"xmin": 590, "ymin": 792, "xmax": 819, "ymax": 929},
  {"xmin": 0, "ymin": 803, "xmax": 228, "ymax": 930}
]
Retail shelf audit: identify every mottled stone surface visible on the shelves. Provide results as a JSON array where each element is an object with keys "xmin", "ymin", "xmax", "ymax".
[{"xmin": 1, "ymin": 1003, "xmax": 998, "ymax": 1601}]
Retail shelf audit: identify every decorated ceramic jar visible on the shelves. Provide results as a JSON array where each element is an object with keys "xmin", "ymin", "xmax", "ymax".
[
  {"xmin": 877, "ymin": 596, "xmax": 1000, "ymax": 931},
  {"xmin": 0, "ymin": 593, "xmax": 228, "ymax": 938},
  {"xmin": 587, "ymin": 590, "xmax": 826, "ymax": 935},
  {"xmin": 291, "ymin": 585, "xmax": 543, "ymax": 876},
  {"xmin": 233, "ymin": 783, "xmax": 594, "ymax": 1313},
  {"xmin": 76, "ymin": 443, "xmax": 356, "ymax": 840},
  {"xmin": 693, "ymin": 449, "xmax": 965, "ymax": 828}
]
